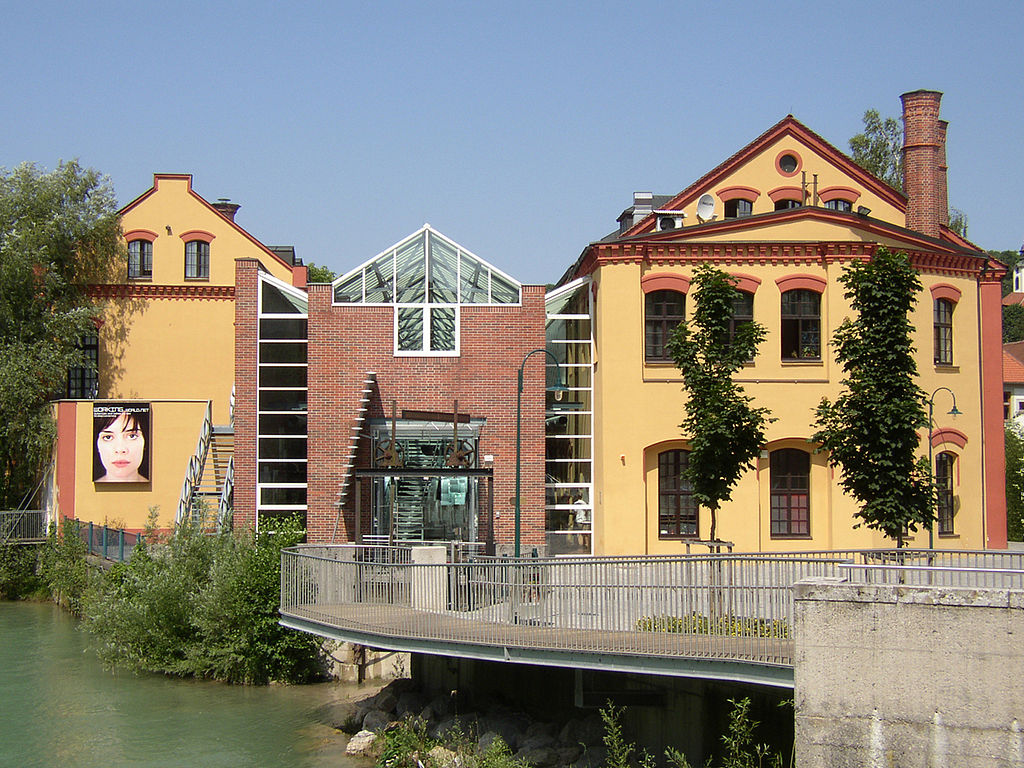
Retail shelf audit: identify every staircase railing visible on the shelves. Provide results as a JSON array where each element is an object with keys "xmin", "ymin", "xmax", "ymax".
[
  {"xmin": 217, "ymin": 455, "xmax": 234, "ymax": 531},
  {"xmin": 177, "ymin": 401, "xmax": 213, "ymax": 525}
]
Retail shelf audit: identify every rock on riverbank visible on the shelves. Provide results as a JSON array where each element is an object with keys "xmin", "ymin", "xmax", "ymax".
[{"xmin": 318, "ymin": 678, "xmax": 607, "ymax": 767}]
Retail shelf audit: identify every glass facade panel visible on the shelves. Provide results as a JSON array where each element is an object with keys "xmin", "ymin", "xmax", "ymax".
[
  {"xmin": 261, "ymin": 282, "xmax": 307, "ymax": 314},
  {"xmin": 258, "ymin": 413, "xmax": 307, "ymax": 436},
  {"xmin": 491, "ymin": 271, "xmax": 520, "ymax": 304},
  {"xmin": 334, "ymin": 272, "xmax": 363, "ymax": 303},
  {"xmin": 460, "ymin": 252, "xmax": 488, "ymax": 303},
  {"xmin": 364, "ymin": 252, "xmax": 394, "ymax": 303},
  {"xmin": 395, "ymin": 235, "xmax": 426, "ymax": 302},
  {"xmin": 259, "ymin": 389, "xmax": 307, "ymax": 412},
  {"xmin": 428, "ymin": 233, "xmax": 458, "ymax": 302},
  {"xmin": 259, "ymin": 342, "xmax": 307, "ymax": 364},
  {"xmin": 259, "ymin": 318, "xmax": 308, "ymax": 340},
  {"xmin": 258, "ymin": 438, "xmax": 307, "ymax": 460},
  {"xmin": 260, "ymin": 487, "xmax": 308, "ymax": 506},
  {"xmin": 259, "ymin": 366, "xmax": 307, "ymax": 388},
  {"xmin": 430, "ymin": 307, "xmax": 457, "ymax": 351},
  {"xmin": 397, "ymin": 307, "xmax": 424, "ymax": 351},
  {"xmin": 258, "ymin": 462, "xmax": 307, "ymax": 484}
]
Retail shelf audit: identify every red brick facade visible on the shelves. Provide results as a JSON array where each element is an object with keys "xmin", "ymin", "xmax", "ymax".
[
  {"xmin": 305, "ymin": 283, "xmax": 548, "ymax": 548},
  {"xmin": 232, "ymin": 258, "xmax": 261, "ymax": 532},
  {"xmin": 233, "ymin": 257, "xmax": 548, "ymax": 550}
]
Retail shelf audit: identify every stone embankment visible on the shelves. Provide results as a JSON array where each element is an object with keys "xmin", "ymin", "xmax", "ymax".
[{"xmin": 315, "ymin": 678, "xmax": 607, "ymax": 767}]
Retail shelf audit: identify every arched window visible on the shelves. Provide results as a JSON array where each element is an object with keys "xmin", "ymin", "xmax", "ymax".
[
  {"xmin": 185, "ymin": 240, "xmax": 210, "ymax": 280},
  {"xmin": 934, "ymin": 298, "xmax": 954, "ymax": 366},
  {"xmin": 729, "ymin": 290, "xmax": 755, "ymax": 349},
  {"xmin": 935, "ymin": 451, "xmax": 956, "ymax": 535},
  {"xmin": 127, "ymin": 240, "xmax": 152, "ymax": 279},
  {"xmin": 645, "ymin": 290, "xmax": 685, "ymax": 362},
  {"xmin": 824, "ymin": 199, "xmax": 853, "ymax": 212},
  {"xmin": 658, "ymin": 449, "xmax": 697, "ymax": 538},
  {"xmin": 770, "ymin": 448, "xmax": 810, "ymax": 537},
  {"xmin": 724, "ymin": 198, "xmax": 753, "ymax": 219},
  {"xmin": 774, "ymin": 199, "xmax": 801, "ymax": 211},
  {"xmin": 781, "ymin": 289, "xmax": 821, "ymax": 360}
]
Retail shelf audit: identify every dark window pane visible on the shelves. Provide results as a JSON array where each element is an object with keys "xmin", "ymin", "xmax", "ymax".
[
  {"xmin": 260, "ymin": 487, "xmax": 307, "ymax": 505},
  {"xmin": 781, "ymin": 289, "xmax": 821, "ymax": 360},
  {"xmin": 770, "ymin": 449, "xmax": 810, "ymax": 536},
  {"xmin": 658, "ymin": 449, "xmax": 698, "ymax": 538},
  {"xmin": 258, "ymin": 462, "xmax": 307, "ymax": 483},
  {"xmin": 261, "ymin": 282, "xmax": 306, "ymax": 314},
  {"xmin": 259, "ymin": 342, "xmax": 307, "ymax": 364},
  {"xmin": 259, "ymin": 389, "xmax": 307, "ymax": 412},
  {"xmin": 185, "ymin": 240, "xmax": 210, "ymax": 279},
  {"xmin": 936, "ymin": 451, "xmax": 956, "ymax": 535},
  {"xmin": 259, "ymin": 318, "xmax": 307, "ymax": 340},
  {"xmin": 645, "ymin": 290, "xmax": 685, "ymax": 362},
  {"xmin": 259, "ymin": 366, "xmax": 307, "ymax": 387},
  {"xmin": 258, "ymin": 437, "xmax": 307, "ymax": 460},
  {"xmin": 258, "ymin": 413, "xmax": 307, "ymax": 436},
  {"xmin": 934, "ymin": 299, "xmax": 954, "ymax": 365}
]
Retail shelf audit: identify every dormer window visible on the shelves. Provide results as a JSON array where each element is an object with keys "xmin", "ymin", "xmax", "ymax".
[
  {"xmin": 774, "ymin": 199, "xmax": 801, "ymax": 211},
  {"xmin": 724, "ymin": 199, "xmax": 753, "ymax": 219},
  {"xmin": 824, "ymin": 199, "xmax": 853, "ymax": 213}
]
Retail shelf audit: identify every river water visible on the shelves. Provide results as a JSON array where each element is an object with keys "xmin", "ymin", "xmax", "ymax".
[{"xmin": 0, "ymin": 602, "xmax": 370, "ymax": 768}]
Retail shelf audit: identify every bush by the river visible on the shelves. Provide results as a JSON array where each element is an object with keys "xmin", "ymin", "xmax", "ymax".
[{"xmin": 81, "ymin": 515, "xmax": 325, "ymax": 684}]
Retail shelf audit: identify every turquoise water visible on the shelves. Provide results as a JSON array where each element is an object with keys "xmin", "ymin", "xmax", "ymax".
[{"xmin": 0, "ymin": 602, "xmax": 367, "ymax": 767}]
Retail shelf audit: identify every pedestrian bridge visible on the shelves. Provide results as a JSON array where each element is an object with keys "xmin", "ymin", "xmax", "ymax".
[{"xmin": 279, "ymin": 545, "xmax": 1024, "ymax": 689}]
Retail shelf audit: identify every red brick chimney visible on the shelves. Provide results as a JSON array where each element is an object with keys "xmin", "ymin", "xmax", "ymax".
[
  {"xmin": 212, "ymin": 199, "xmax": 240, "ymax": 222},
  {"xmin": 901, "ymin": 90, "xmax": 948, "ymax": 237}
]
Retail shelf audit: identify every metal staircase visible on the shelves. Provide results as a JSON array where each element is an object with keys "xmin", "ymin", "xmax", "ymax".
[
  {"xmin": 191, "ymin": 426, "xmax": 234, "ymax": 526},
  {"xmin": 332, "ymin": 372, "xmax": 377, "ymax": 540}
]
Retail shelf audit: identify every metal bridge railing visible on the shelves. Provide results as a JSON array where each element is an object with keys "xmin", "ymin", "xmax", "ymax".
[
  {"xmin": 79, "ymin": 521, "xmax": 145, "ymax": 563},
  {"xmin": 280, "ymin": 546, "xmax": 1024, "ymax": 669}
]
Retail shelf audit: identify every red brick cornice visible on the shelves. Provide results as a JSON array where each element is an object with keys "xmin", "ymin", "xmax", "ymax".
[
  {"xmin": 88, "ymin": 284, "xmax": 236, "ymax": 300},
  {"xmin": 589, "ymin": 240, "xmax": 984, "ymax": 277}
]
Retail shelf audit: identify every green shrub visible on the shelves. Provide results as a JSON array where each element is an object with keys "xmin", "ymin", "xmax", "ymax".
[
  {"xmin": 83, "ymin": 516, "xmax": 324, "ymax": 684},
  {"xmin": 0, "ymin": 542, "xmax": 46, "ymax": 599},
  {"xmin": 39, "ymin": 518, "xmax": 92, "ymax": 613}
]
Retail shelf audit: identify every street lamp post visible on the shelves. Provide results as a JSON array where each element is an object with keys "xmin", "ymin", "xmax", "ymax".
[
  {"xmin": 927, "ymin": 386, "xmax": 962, "ymax": 549},
  {"xmin": 515, "ymin": 347, "xmax": 566, "ymax": 558}
]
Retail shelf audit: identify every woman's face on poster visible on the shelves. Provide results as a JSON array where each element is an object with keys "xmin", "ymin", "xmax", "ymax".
[{"xmin": 96, "ymin": 412, "xmax": 145, "ymax": 482}]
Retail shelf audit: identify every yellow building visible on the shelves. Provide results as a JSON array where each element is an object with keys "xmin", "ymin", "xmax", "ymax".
[
  {"xmin": 549, "ymin": 91, "xmax": 1006, "ymax": 555},
  {"xmin": 53, "ymin": 174, "xmax": 303, "ymax": 531}
]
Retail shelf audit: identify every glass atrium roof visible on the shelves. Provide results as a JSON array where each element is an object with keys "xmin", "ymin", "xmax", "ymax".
[{"xmin": 333, "ymin": 226, "xmax": 521, "ymax": 306}]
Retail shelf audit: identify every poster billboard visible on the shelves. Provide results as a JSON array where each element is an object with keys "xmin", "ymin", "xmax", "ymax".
[{"xmin": 92, "ymin": 402, "xmax": 151, "ymax": 483}]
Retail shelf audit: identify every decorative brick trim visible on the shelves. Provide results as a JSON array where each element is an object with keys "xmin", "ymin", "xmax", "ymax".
[
  {"xmin": 178, "ymin": 229, "xmax": 215, "ymax": 243},
  {"xmin": 775, "ymin": 150, "xmax": 803, "ymax": 177},
  {"xmin": 775, "ymin": 274, "xmax": 827, "ymax": 293},
  {"xmin": 123, "ymin": 229, "xmax": 158, "ymax": 242},
  {"xmin": 716, "ymin": 185, "xmax": 760, "ymax": 202},
  {"xmin": 641, "ymin": 273, "xmax": 690, "ymax": 294},
  {"xmin": 930, "ymin": 283, "xmax": 962, "ymax": 303},
  {"xmin": 729, "ymin": 273, "xmax": 762, "ymax": 293},
  {"xmin": 767, "ymin": 186, "xmax": 804, "ymax": 203},
  {"xmin": 931, "ymin": 427, "xmax": 967, "ymax": 449},
  {"xmin": 88, "ymin": 284, "xmax": 235, "ymax": 300},
  {"xmin": 819, "ymin": 186, "xmax": 862, "ymax": 204}
]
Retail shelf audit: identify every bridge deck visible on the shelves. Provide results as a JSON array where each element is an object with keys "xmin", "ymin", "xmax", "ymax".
[{"xmin": 281, "ymin": 601, "xmax": 794, "ymax": 687}]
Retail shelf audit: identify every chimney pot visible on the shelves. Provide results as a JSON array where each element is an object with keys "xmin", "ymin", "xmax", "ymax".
[{"xmin": 212, "ymin": 198, "xmax": 241, "ymax": 222}]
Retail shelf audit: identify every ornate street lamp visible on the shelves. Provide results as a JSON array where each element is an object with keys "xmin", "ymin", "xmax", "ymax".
[
  {"xmin": 514, "ymin": 348, "xmax": 567, "ymax": 558},
  {"xmin": 927, "ymin": 386, "xmax": 962, "ymax": 548}
]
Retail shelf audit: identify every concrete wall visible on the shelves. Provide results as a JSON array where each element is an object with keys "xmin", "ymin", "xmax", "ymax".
[{"xmin": 794, "ymin": 577, "xmax": 1024, "ymax": 767}]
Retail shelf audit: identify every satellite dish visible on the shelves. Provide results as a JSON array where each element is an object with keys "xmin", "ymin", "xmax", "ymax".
[{"xmin": 696, "ymin": 194, "xmax": 715, "ymax": 223}]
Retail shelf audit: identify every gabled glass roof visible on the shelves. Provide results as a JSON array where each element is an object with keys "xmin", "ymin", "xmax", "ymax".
[{"xmin": 333, "ymin": 225, "xmax": 521, "ymax": 306}]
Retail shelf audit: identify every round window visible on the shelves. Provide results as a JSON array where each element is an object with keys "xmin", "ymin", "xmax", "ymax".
[{"xmin": 779, "ymin": 154, "xmax": 798, "ymax": 174}]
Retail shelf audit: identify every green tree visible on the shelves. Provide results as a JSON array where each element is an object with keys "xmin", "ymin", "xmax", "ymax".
[
  {"xmin": 849, "ymin": 109, "xmax": 904, "ymax": 191},
  {"xmin": 0, "ymin": 161, "xmax": 121, "ymax": 508},
  {"xmin": 813, "ymin": 248, "xmax": 932, "ymax": 546},
  {"xmin": 948, "ymin": 207, "xmax": 968, "ymax": 238},
  {"xmin": 305, "ymin": 262, "xmax": 336, "ymax": 282},
  {"xmin": 667, "ymin": 264, "xmax": 772, "ymax": 543},
  {"xmin": 1006, "ymin": 423, "xmax": 1024, "ymax": 542}
]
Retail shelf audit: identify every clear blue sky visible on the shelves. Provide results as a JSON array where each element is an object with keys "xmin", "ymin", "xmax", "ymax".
[{"xmin": 3, "ymin": 1, "xmax": 1021, "ymax": 285}]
